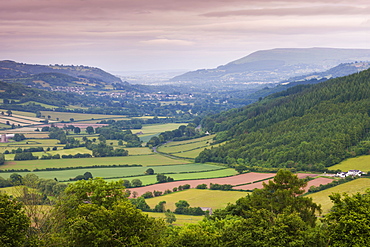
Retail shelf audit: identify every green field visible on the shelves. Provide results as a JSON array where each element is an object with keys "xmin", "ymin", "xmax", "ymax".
[
  {"xmin": 306, "ymin": 178, "xmax": 370, "ymax": 213},
  {"xmin": 104, "ymin": 168, "xmax": 236, "ymax": 185},
  {"xmin": 0, "ymin": 153, "xmax": 190, "ymax": 170},
  {"xmin": 146, "ymin": 189, "xmax": 249, "ymax": 212},
  {"xmin": 146, "ymin": 212, "xmax": 204, "ymax": 226},
  {"xmin": 329, "ymin": 155, "xmax": 370, "ymax": 172},
  {"xmin": 0, "ymin": 163, "xmax": 224, "ymax": 181}
]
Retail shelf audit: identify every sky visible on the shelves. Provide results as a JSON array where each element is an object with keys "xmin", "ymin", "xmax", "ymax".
[{"xmin": 1, "ymin": 0, "xmax": 370, "ymax": 72}]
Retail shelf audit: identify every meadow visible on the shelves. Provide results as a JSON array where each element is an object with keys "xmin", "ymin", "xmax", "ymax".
[
  {"xmin": 329, "ymin": 155, "xmax": 370, "ymax": 172},
  {"xmin": 0, "ymin": 153, "xmax": 190, "ymax": 170},
  {"xmin": 146, "ymin": 189, "xmax": 249, "ymax": 212},
  {"xmin": 0, "ymin": 163, "xmax": 224, "ymax": 181},
  {"xmin": 145, "ymin": 212, "xmax": 204, "ymax": 226},
  {"xmin": 306, "ymin": 178, "xmax": 370, "ymax": 213}
]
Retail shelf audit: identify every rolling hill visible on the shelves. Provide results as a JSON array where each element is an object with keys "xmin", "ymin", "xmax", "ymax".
[{"xmin": 0, "ymin": 60, "xmax": 125, "ymax": 88}]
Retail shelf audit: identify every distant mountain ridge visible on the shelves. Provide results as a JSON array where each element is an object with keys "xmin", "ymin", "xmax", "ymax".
[
  {"xmin": 171, "ymin": 48, "xmax": 370, "ymax": 84},
  {"xmin": 0, "ymin": 60, "xmax": 122, "ymax": 84}
]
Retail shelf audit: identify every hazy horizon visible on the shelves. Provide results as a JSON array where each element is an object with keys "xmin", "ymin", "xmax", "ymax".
[{"xmin": 1, "ymin": 0, "xmax": 370, "ymax": 72}]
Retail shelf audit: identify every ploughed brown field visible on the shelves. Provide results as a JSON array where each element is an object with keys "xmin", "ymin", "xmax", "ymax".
[
  {"xmin": 233, "ymin": 174, "xmax": 332, "ymax": 191},
  {"xmin": 129, "ymin": 172, "xmax": 275, "ymax": 197},
  {"xmin": 304, "ymin": 177, "xmax": 334, "ymax": 192}
]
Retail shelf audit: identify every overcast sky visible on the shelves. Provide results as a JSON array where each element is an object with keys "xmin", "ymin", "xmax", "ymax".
[{"xmin": 1, "ymin": 0, "xmax": 369, "ymax": 72}]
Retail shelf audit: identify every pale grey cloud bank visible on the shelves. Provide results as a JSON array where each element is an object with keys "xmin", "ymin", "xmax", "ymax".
[{"xmin": 1, "ymin": 0, "xmax": 369, "ymax": 71}]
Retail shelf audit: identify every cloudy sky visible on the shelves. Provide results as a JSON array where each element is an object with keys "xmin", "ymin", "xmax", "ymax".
[{"xmin": 1, "ymin": 0, "xmax": 370, "ymax": 72}]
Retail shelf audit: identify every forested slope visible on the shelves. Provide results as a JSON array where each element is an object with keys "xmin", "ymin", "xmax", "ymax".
[{"xmin": 197, "ymin": 69, "xmax": 370, "ymax": 171}]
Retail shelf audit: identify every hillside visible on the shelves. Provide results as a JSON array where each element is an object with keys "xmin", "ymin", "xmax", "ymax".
[
  {"xmin": 197, "ymin": 68, "xmax": 370, "ymax": 171},
  {"xmin": 0, "ymin": 60, "xmax": 123, "ymax": 85},
  {"xmin": 243, "ymin": 62, "xmax": 370, "ymax": 103},
  {"xmin": 171, "ymin": 48, "xmax": 370, "ymax": 84}
]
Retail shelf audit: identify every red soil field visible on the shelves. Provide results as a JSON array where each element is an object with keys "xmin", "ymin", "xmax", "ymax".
[
  {"xmin": 129, "ymin": 172, "xmax": 275, "ymax": 197},
  {"xmin": 232, "ymin": 173, "xmax": 319, "ymax": 191},
  {"xmin": 304, "ymin": 177, "xmax": 333, "ymax": 192}
]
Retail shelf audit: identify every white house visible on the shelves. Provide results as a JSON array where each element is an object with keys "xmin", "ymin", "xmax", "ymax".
[{"xmin": 336, "ymin": 170, "xmax": 363, "ymax": 178}]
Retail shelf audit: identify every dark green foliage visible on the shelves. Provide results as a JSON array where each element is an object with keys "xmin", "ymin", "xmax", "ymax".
[
  {"xmin": 174, "ymin": 200, "xmax": 205, "ymax": 216},
  {"xmin": 131, "ymin": 179, "xmax": 142, "ymax": 187},
  {"xmin": 197, "ymin": 69, "xmax": 370, "ymax": 170},
  {"xmin": 196, "ymin": 183, "xmax": 207, "ymax": 189},
  {"xmin": 85, "ymin": 126, "xmax": 94, "ymax": 134},
  {"xmin": 156, "ymin": 173, "xmax": 174, "ymax": 183},
  {"xmin": 14, "ymin": 152, "xmax": 38, "ymax": 160},
  {"xmin": 0, "ymin": 153, "xmax": 4, "ymax": 165},
  {"xmin": 325, "ymin": 190, "xmax": 370, "ymax": 246},
  {"xmin": 209, "ymin": 183, "xmax": 233, "ymax": 191},
  {"xmin": 145, "ymin": 168, "xmax": 154, "ymax": 175},
  {"xmin": 0, "ymin": 193, "xmax": 30, "ymax": 246},
  {"xmin": 13, "ymin": 133, "xmax": 26, "ymax": 141},
  {"xmin": 142, "ymin": 191, "xmax": 154, "ymax": 198},
  {"xmin": 51, "ymin": 178, "xmax": 166, "ymax": 246}
]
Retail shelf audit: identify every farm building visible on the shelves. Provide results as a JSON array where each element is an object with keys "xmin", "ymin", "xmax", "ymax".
[{"xmin": 336, "ymin": 170, "xmax": 363, "ymax": 178}]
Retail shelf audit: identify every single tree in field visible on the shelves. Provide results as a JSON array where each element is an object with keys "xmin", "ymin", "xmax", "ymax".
[
  {"xmin": 86, "ymin": 126, "xmax": 94, "ymax": 134},
  {"xmin": 145, "ymin": 168, "xmax": 154, "ymax": 175}
]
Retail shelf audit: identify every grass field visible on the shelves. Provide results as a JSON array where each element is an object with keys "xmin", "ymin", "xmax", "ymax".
[
  {"xmin": 306, "ymin": 178, "xmax": 370, "ymax": 213},
  {"xmin": 104, "ymin": 168, "xmax": 236, "ymax": 185},
  {"xmin": 139, "ymin": 123, "xmax": 187, "ymax": 136},
  {"xmin": 329, "ymin": 155, "xmax": 370, "ymax": 172},
  {"xmin": 0, "ymin": 153, "xmax": 190, "ymax": 170},
  {"xmin": 146, "ymin": 189, "xmax": 248, "ymax": 212},
  {"xmin": 146, "ymin": 212, "xmax": 204, "ymax": 226},
  {"xmin": 0, "ymin": 163, "xmax": 224, "ymax": 181}
]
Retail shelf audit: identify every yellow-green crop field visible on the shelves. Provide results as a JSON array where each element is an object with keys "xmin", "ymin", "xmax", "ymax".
[
  {"xmin": 329, "ymin": 155, "xmax": 370, "ymax": 172},
  {"xmin": 146, "ymin": 212, "xmax": 204, "ymax": 226},
  {"xmin": 306, "ymin": 178, "xmax": 370, "ymax": 213},
  {"xmin": 146, "ymin": 189, "xmax": 249, "ymax": 212}
]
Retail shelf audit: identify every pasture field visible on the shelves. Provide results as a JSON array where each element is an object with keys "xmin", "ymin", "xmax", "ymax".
[
  {"xmin": 158, "ymin": 140, "xmax": 210, "ymax": 154},
  {"xmin": 146, "ymin": 212, "xmax": 204, "ymax": 225},
  {"xmin": 174, "ymin": 149, "xmax": 207, "ymax": 159},
  {"xmin": 146, "ymin": 189, "xmax": 249, "ymax": 212},
  {"xmin": 0, "ymin": 164, "xmax": 224, "ymax": 181},
  {"xmin": 0, "ymin": 153, "xmax": 190, "ymax": 170},
  {"xmin": 139, "ymin": 123, "xmax": 187, "ymax": 136},
  {"xmin": 0, "ymin": 109, "xmax": 37, "ymax": 118},
  {"xmin": 306, "ymin": 178, "xmax": 370, "ymax": 213},
  {"xmin": 4, "ymin": 147, "xmax": 93, "ymax": 160},
  {"xmin": 329, "ymin": 155, "xmax": 370, "ymax": 172},
  {"xmin": 105, "ymin": 168, "xmax": 237, "ymax": 186}
]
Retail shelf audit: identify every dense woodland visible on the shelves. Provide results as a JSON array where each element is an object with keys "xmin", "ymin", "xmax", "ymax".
[{"xmin": 197, "ymin": 69, "xmax": 370, "ymax": 171}]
